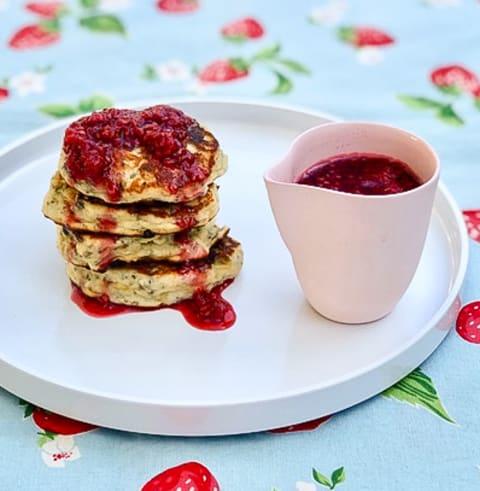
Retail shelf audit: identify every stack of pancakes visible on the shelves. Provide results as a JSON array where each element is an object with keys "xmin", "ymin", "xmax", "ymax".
[{"xmin": 42, "ymin": 105, "xmax": 243, "ymax": 308}]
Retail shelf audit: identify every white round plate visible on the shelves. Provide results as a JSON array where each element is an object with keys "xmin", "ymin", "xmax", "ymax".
[{"xmin": 0, "ymin": 99, "xmax": 468, "ymax": 436}]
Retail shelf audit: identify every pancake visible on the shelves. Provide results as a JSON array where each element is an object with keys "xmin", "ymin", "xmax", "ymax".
[
  {"xmin": 57, "ymin": 222, "xmax": 229, "ymax": 271},
  {"xmin": 59, "ymin": 105, "xmax": 227, "ymax": 204},
  {"xmin": 42, "ymin": 172, "xmax": 220, "ymax": 236},
  {"xmin": 66, "ymin": 236, "xmax": 243, "ymax": 307}
]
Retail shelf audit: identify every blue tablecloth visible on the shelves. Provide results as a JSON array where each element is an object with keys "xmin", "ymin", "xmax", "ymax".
[{"xmin": 1, "ymin": 1, "xmax": 480, "ymax": 489}]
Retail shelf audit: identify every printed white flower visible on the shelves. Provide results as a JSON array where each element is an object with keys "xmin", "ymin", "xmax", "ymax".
[
  {"xmin": 309, "ymin": 0, "xmax": 347, "ymax": 26},
  {"xmin": 98, "ymin": 0, "xmax": 130, "ymax": 11},
  {"xmin": 155, "ymin": 60, "xmax": 191, "ymax": 82},
  {"xmin": 0, "ymin": 0, "xmax": 8, "ymax": 12},
  {"xmin": 41, "ymin": 435, "xmax": 81, "ymax": 468},
  {"xmin": 10, "ymin": 71, "xmax": 46, "ymax": 97},
  {"xmin": 296, "ymin": 482, "xmax": 316, "ymax": 491},
  {"xmin": 423, "ymin": 0, "xmax": 462, "ymax": 7},
  {"xmin": 187, "ymin": 78, "xmax": 208, "ymax": 95},
  {"xmin": 356, "ymin": 46, "xmax": 384, "ymax": 65}
]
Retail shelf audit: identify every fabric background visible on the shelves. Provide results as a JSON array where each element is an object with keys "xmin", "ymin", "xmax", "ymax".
[{"xmin": 0, "ymin": 1, "xmax": 479, "ymax": 489}]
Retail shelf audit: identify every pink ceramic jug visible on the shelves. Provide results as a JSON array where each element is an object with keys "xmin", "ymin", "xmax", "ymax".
[{"xmin": 264, "ymin": 122, "xmax": 440, "ymax": 324}]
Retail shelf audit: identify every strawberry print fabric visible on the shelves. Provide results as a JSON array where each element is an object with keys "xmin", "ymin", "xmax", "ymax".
[{"xmin": 1, "ymin": 1, "xmax": 480, "ymax": 490}]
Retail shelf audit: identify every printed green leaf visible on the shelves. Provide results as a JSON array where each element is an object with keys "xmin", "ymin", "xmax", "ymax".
[
  {"xmin": 331, "ymin": 467, "xmax": 346, "ymax": 487},
  {"xmin": 252, "ymin": 43, "xmax": 281, "ymax": 61},
  {"xmin": 79, "ymin": 14, "xmax": 126, "ymax": 35},
  {"xmin": 40, "ymin": 18, "xmax": 61, "ymax": 33},
  {"xmin": 229, "ymin": 57, "xmax": 250, "ymax": 72},
  {"xmin": 397, "ymin": 94, "xmax": 444, "ymax": 110},
  {"xmin": 77, "ymin": 94, "xmax": 113, "ymax": 113},
  {"xmin": 37, "ymin": 435, "xmax": 49, "ymax": 447},
  {"xmin": 141, "ymin": 64, "xmax": 158, "ymax": 81},
  {"xmin": 337, "ymin": 26, "xmax": 355, "ymax": 44},
  {"xmin": 435, "ymin": 104, "xmax": 464, "ymax": 126},
  {"xmin": 23, "ymin": 404, "xmax": 34, "ymax": 418},
  {"xmin": 34, "ymin": 65, "xmax": 53, "ymax": 74},
  {"xmin": 36, "ymin": 431, "xmax": 56, "ymax": 448},
  {"xmin": 19, "ymin": 399, "xmax": 35, "ymax": 418},
  {"xmin": 271, "ymin": 71, "xmax": 293, "ymax": 95},
  {"xmin": 38, "ymin": 103, "xmax": 78, "ymax": 118},
  {"xmin": 79, "ymin": 0, "xmax": 99, "ymax": 8},
  {"xmin": 382, "ymin": 368, "xmax": 455, "ymax": 423},
  {"xmin": 275, "ymin": 58, "xmax": 311, "ymax": 74},
  {"xmin": 435, "ymin": 84, "xmax": 462, "ymax": 96},
  {"xmin": 475, "ymin": 98, "xmax": 480, "ymax": 111},
  {"xmin": 312, "ymin": 468, "xmax": 332, "ymax": 488},
  {"xmin": 223, "ymin": 34, "xmax": 247, "ymax": 43}
]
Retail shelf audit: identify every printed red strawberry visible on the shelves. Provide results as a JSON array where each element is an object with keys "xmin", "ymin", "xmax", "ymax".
[
  {"xmin": 141, "ymin": 461, "xmax": 220, "ymax": 491},
  {"xmin": 8, "ymin": 24, "xmax": 60, "ymax": 50},
  {"xmin": 269, "ymin": 415, "xmax": 332, "ymax": 433},
  {"xmin": 456, "ymin": 301, "xmax": 480, "ymax": 343},
  {"xmin": 0, "ymin": 87, "xmax": 9, "ymax": 102},
  {"xmin": 337, "ymin": 26, "xmax": 395, "ymax": 47},
  {"xmin": 221, "ymin": 17, "xmax": 264, "ymax": 41},
  {"xmin": 25, "ymin": 2, "xmax": 64, "ymax": 19},
  {"xmin": 430, "ymin": 65, "xmax": 480, "ymax": 96},
  {"xmin": 198, "ymin": 59, "xmax": 249, "ymax": 83},
  {"xmin": 463, "ymin": 209, "xmax": 480, "ymax": 242},
  {"xmin": 157, "ymin": 0, "xmax": 199, "ymax": 13},
  {"xmin": 32, "ymin": 407, "xmax": 97, "ymax": 435}
]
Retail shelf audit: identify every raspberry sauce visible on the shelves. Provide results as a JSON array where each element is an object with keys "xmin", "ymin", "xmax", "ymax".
[
  {"xmin": 97, "ymin": 214, "xmax": 117, "ymax": 232},
  {"xmin": 70, "ymin": 280, "xmax": 236, "ymax": 331},
  {"xmin": 63, "ymin": 106, "xmax": 215, "ymax": 201},
  {"xmin": 97, "ymin": 236, "xmax": 117, "ymax": 271},
  {"xmin": 296, "ymin": 153, "xmax": 422, "ymax": 195}
]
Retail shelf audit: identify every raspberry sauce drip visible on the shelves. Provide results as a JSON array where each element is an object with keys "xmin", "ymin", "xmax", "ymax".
[
  {"xmin": 172, "ymin": 279, "xmax": 235, "ymax": 330},
  {"xmin": 296, "ymin": 153, "xmax": 422, "ymax": 195},
  {"xmin": 97, "ymin": 236, "xmax": 117, "ymax": 271},
  {"xmin": 70, "ymin": 279, "xmax": 236, "ymax": 331},
  {"xmin": 97, "ymin": 214, "xmax": 117, "ymax": 232},
  {"xmin": 71, "ymin": 285, "xmax": 146, "ymax": 317}
]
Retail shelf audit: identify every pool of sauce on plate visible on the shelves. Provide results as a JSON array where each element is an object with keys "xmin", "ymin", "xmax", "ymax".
[{"xmin": 71, "ymin": 279, "xmax": 236, "ymax": 331}]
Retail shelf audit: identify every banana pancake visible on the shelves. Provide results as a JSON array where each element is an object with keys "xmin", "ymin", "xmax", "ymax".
[
  {"xmin": 59, "ymin": 105, "xmax": 227, "ymax": 204},
  {"xmin": 42, "ymin": 172, "xmax": 220, "ymax": 236},
  {"xmin": 57, "ymin": 221, "xmax": 229, "ymax": 271},
  {"xmin": 66, "ymin": 236, "xmax": 243, "ymax": 307}
]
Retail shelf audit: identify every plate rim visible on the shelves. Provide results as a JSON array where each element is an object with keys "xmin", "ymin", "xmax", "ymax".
[{"xmin": 0, "ymin": 98, "xmax": 469, "ymax": 431}]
